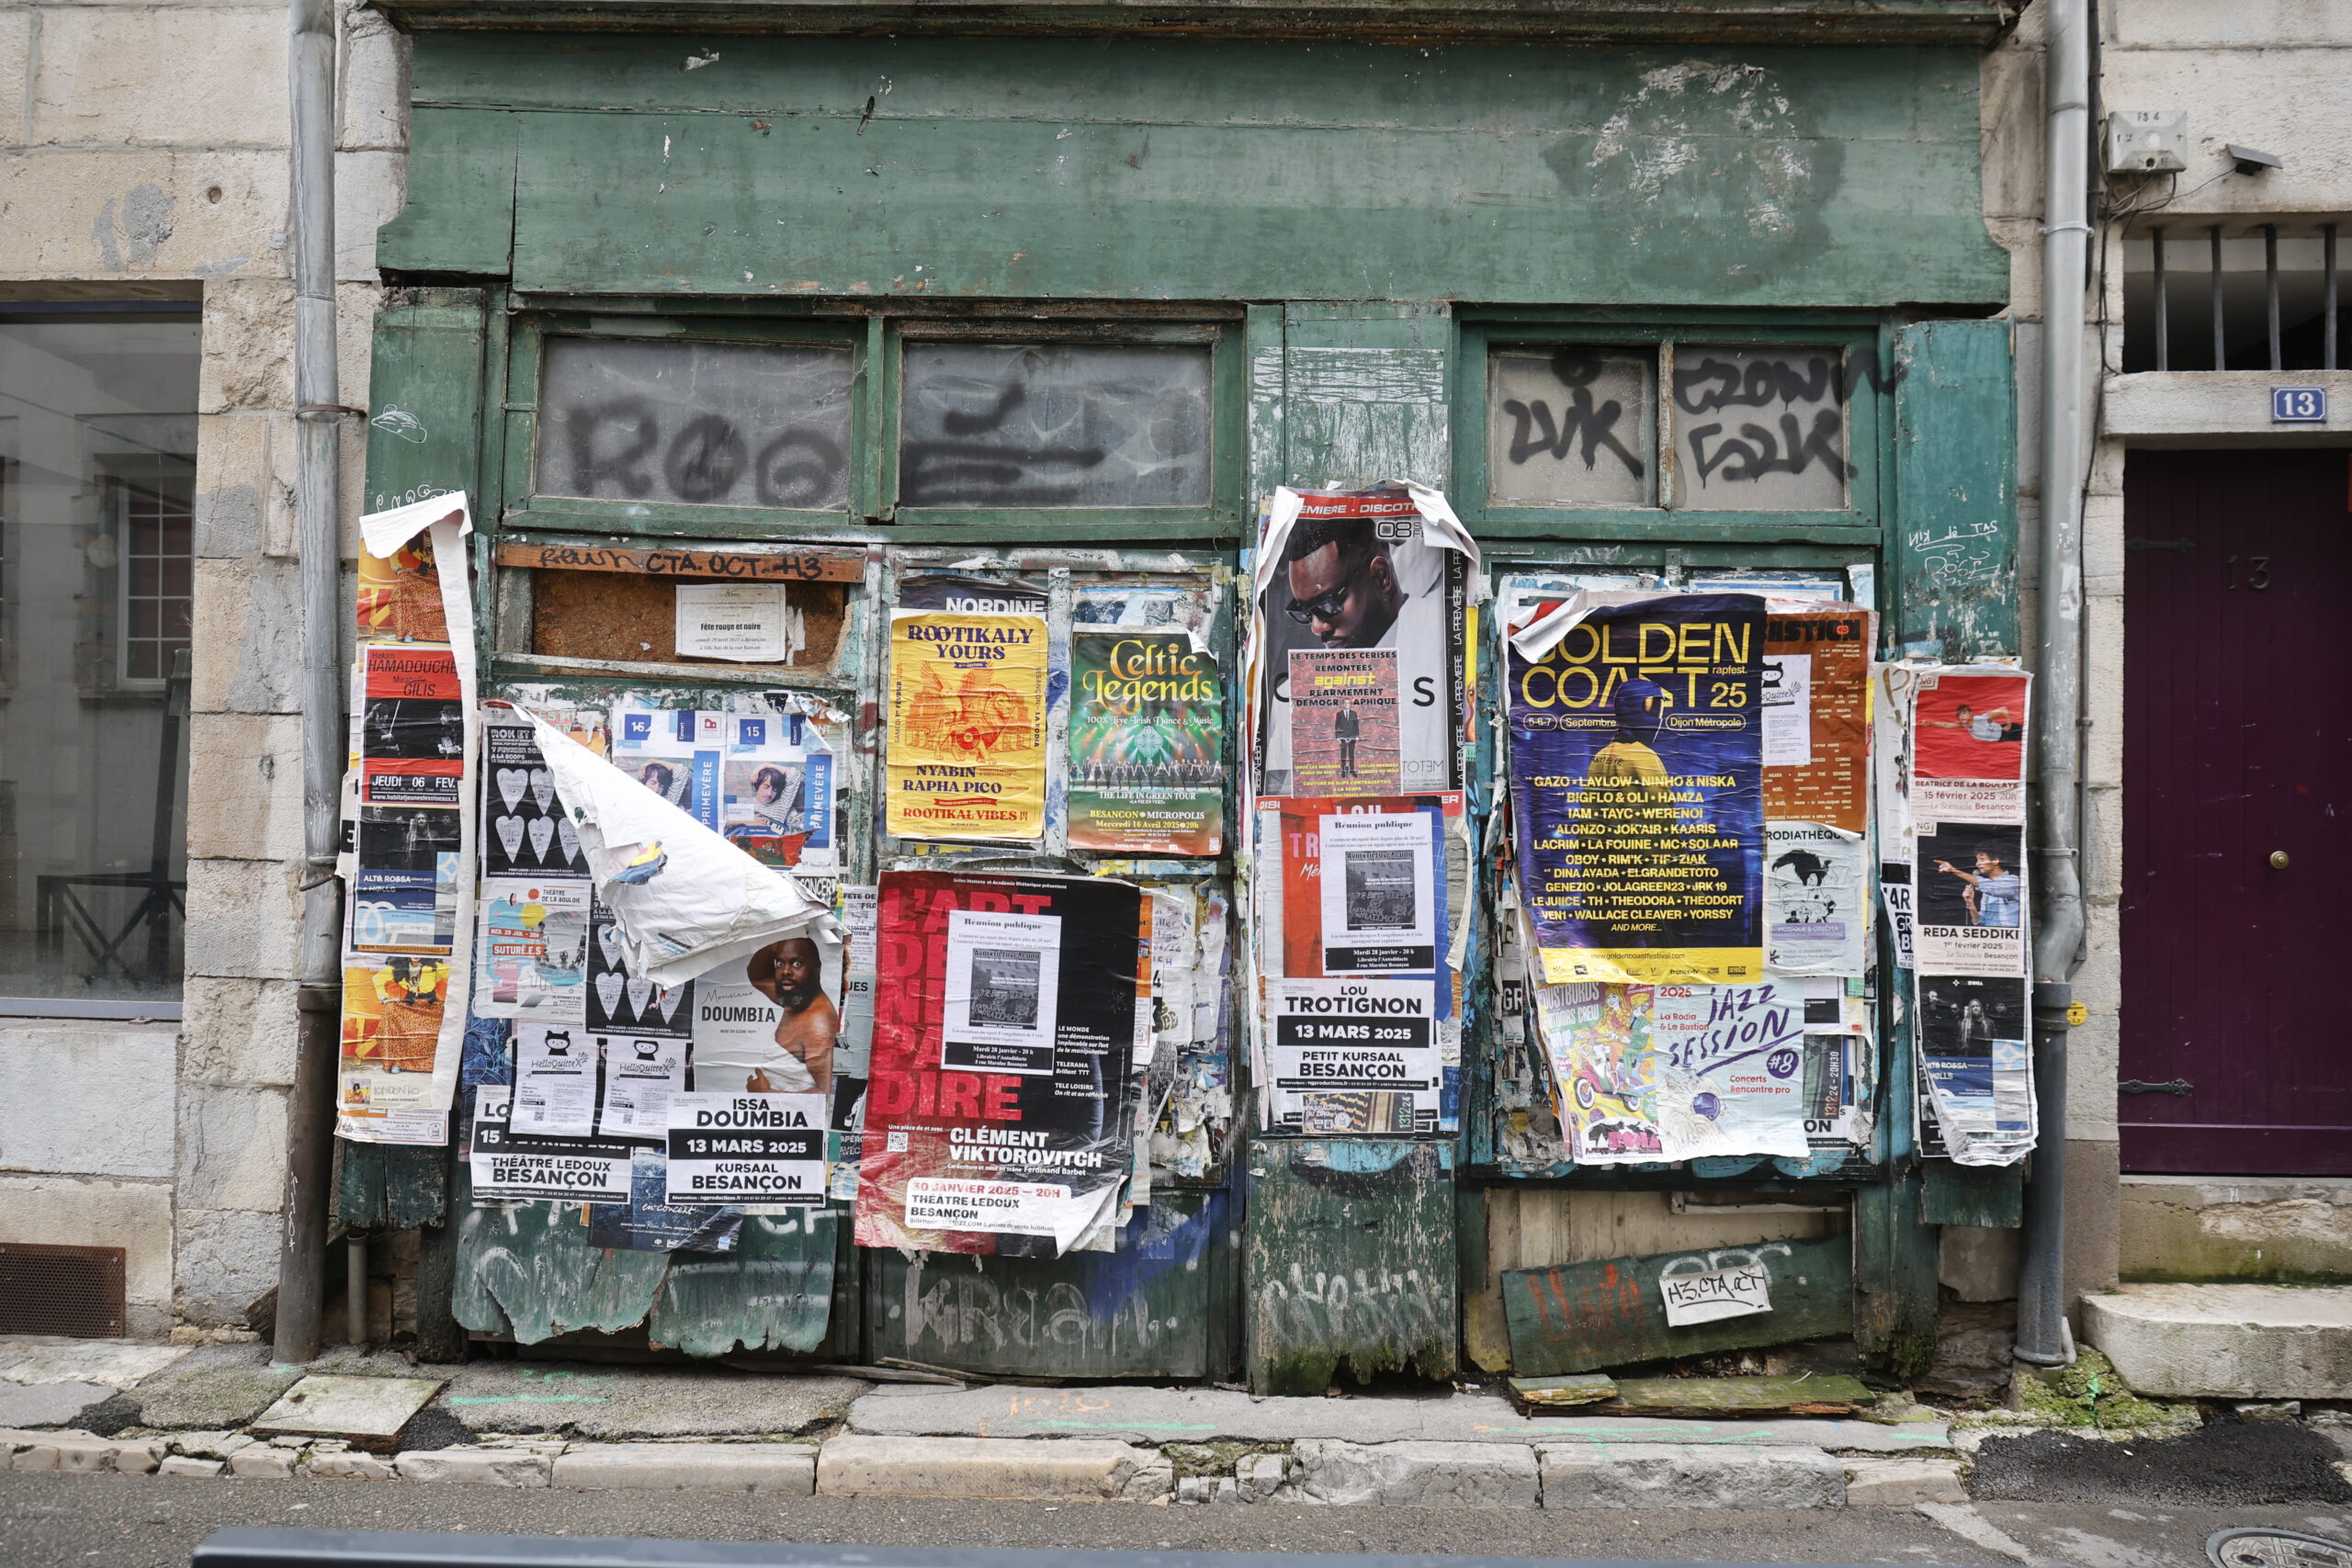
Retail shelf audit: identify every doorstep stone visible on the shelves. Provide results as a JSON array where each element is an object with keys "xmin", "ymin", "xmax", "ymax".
[
  {"xmin": 2085, "ymin": 1283, "xmax": 2352, "ymax": 1400},
  {"xmin": 1539, "ymin": 1443, "xmax": 1846, "ymax": 1509},
  {"xmin": 309, "ymin": 1451, "xmax": 397, "ymax": 1481},
  {"xmin": 394, "ymin": 1445, "xmax": 554, "ymax": 1486},
  {"xmin": 1289, "ymin": 1440, "xmax": 1539, "ymax": 1507},
  {"xmin": 1843, "ymin": 1458, "xmax": 1968, "ymax": 1506},
  {"xmin": 157, "ymin": 1456, "xmax": 225, "ymax": 1477},
  {"xmin": 552, "ymin": 1443, "xmax": 817, "ymax": 1495},
  {"xmin": 816, "ymin": 1435, "xmax": 1159, "ymax": 1502}
]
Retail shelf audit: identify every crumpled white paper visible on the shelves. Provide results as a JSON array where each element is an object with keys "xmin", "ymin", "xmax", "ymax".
[{"xmin": 493, "ymin": 702, "xmax": 837, "ymax": 987}]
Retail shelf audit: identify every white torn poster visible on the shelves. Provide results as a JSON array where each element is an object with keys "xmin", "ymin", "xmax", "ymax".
[
  {"xmin": 1764, "ymin": 824, "xmax": 1867, "ymax": 977},
  {"xmin": 1660, "ymin": 1259, "xmax": 1774, "ymax": 1326},
  {"xmin": 675, "ymin": 582, "xmax": 794, "ymax": 663},
  {"xmin": 1760, "ymin": 653, "xmax": 1813, "ymax": 767},
  {"xmin": 1317, "ymin": 810, "xmax": 1438, "ymax": 974},
  {"xmin": 495, "ymin": 705, "xmax": 834, "ymax": 987},
  {"xmin": 1649, "ymin": 983, "xmax": 1815, "ymax": 1161},
  {"xmin": 941, "ymin": 910, "xmax": 1062, "ymax": 1076},
  {"xmin": 511, "ymin": 1024, "xmax": 597, "ymax": 1136},
  {"xmin": 596, "ymin": 1033, "xmax": 687, "ymax": 1140},
  {"xmin": 663, "ymin": 1091, "xmax": 827, "ymax": 1205}
]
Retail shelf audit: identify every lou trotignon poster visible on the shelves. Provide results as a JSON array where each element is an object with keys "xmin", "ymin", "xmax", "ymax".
[
  {"xmin": 468, "ymin": 1087, "xmax": 633, "ymax": 1203},
  {"xmin": 1257, "ymin": 486, "xmax": 1466, "ymax": 798},
  {"xmin": 1268, "ymin": 977, "xmax": 1440, "ymax": 1134},
  {"xmin": 1509, "ymin": 592, "xmax": 1767, "ymax": 987},
  {"xmin": 1067, "ymin": 626, "xmax": 1224, "ymax": 856},
  {"xmin": 885, "ymin": 574, "xmax": 1050, "ymax": 843},
  {"xmin": 856, "ymin": 870, "xmax": 1148, "ymax": 1258}
]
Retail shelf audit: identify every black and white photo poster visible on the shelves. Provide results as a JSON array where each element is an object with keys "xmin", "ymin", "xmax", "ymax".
[
  {"xmin": 1317, "ymin": 811, "xmax": 1437, "ymax": 973},
  {"xmin": 942, "ymin": 910, "xmax": 1063, "ymax": 1075}
]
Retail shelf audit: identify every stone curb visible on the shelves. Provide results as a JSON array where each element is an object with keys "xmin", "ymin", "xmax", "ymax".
[{"xmin": 3, "ymin": 1427, "xmax": 1962, "ymax": 1508}]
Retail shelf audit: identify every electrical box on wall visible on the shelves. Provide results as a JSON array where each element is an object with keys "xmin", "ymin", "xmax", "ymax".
[{"xmin": 2106, "ymin": 110, "xmax": 2190, "ymax": 174}]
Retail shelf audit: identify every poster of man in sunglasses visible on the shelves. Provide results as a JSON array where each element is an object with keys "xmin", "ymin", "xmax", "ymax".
[{"xmin": 1258, "ymin": 486, "xmax": 1467, "ymax": 796}]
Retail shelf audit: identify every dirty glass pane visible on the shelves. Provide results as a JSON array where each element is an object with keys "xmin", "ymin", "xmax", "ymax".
[
  {"xmin": 1669, "ymin": 344, "xmax": 1852, "ymax": 512},
  {"xmin": 1487, "ymin": 348, "xmax": 1655, "ymax": 508},
  {"xmin": 0, "ymin": 308, "xmax": 198, "ymax": 1008},
  {"xmin": 899, "ymin": 343, "xmax": 1212, "ymax": 509},
  {"xmin": 537, "ymin": 335, "xmax": 854, "ymax": 511}
]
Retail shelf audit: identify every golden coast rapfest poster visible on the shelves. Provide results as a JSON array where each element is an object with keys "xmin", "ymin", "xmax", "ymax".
[{"xmin": 885, "ymin": 588, "xmax": 1050, "ymax": 842}]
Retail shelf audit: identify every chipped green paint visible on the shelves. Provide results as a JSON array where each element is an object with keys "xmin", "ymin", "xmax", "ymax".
[
  {"xmin": 650, "ymin": 1209, "xmax": 848, "ymax": 1358},
  {"xmin": 1892, "ymin": 318, "xmax": 2020, "ymax": 660},
  {"xmin": 384, "ymin": 37, "xmax": 2004, "ymax": 310}
]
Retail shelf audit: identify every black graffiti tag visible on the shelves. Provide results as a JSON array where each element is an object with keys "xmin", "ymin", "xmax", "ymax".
[
  {"xmin": 1500, "ymin": 348, "xmax": 1645, "ymax": 479},
  {"xmin": 1686, "ymin": 409, "xmax": 1852, "ymax": 486},
  {"xmin": 564, "ymin": 396, "xmax": 846, "ymax": 509}
]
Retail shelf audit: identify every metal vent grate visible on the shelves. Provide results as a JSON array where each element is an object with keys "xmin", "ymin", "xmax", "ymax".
[{"xmin": 0, "ymin": 1243, "xmax": 127, "ymax": 1338}]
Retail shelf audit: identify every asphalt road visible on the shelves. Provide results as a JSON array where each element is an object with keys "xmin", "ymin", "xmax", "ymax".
[{"xmin": 6, "ymin": 1472, "xmax": 2349, "ymax": 1568}]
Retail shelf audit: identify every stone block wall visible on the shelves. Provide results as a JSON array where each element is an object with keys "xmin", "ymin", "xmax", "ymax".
[{"xmin": 0, "ymin": 0, "xmax": 402, "ymax": 1334}]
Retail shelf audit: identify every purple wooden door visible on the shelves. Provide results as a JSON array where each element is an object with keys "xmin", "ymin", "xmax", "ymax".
[{"xmin": 2120, "ymin": 449, "xmax": 2352, "ymax": 1175}]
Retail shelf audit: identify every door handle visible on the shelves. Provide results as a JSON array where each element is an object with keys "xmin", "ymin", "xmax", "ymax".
[
  {"xmin": 2120, "ymin": 1078, "xmax": 2193, "ymax": 1096},
  {"xmin": 2269, "ymin": 851, "xmax": 2290, "ymax": 870}
]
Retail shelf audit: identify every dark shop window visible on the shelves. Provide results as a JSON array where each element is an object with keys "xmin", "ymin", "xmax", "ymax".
[{"xmin": 0, "ymin": 307, "xmax": 198, "ymax": 1011}]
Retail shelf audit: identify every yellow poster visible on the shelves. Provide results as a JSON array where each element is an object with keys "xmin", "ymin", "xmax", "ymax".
[{"xmin": 886, "ymin": 608, "xmax": 1050, "ymax": 841}]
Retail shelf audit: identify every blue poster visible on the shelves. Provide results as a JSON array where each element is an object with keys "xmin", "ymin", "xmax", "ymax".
[{"xmin": 1509, "ymin": 592, "xmax": 1766, "ymax": 986}]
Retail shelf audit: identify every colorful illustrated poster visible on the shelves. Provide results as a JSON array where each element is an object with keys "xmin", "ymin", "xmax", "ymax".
[
  {"xmin": 1067, "ymin": 628, "xmax": 1223, "ymax": 856},
  {"xmin": 1762, "ymin": 606, "xmax": 1872, "ymax": 834},
  {"xmin": 474, "ymin": 878, "xmax": 591, "ymax": 1021},
  {"xmin": 1764, "ymin": 823, "xmax": 1868, "ymax": 977},
  {"xmin": 1288, "ymin": 649, "xmax": 1400, "ymax": 796},
  {"xmin": 1647, "ymin": 983, "xmax": 1814, "ymax": 1161},
  {"xmin": 885, "ymin": 577, "xmax": 1050, "ymax": 842},
  {"xmin": 1910, "ymin": 670, "xmax": 2029, "ymax": 822},
  {"xmin": 1510, "ymin": 593, "xmax": 1767, "ymax": 986},
  {"xmin": 1914, "ymin": 819, "xmax": 2028, "ymax": 976},
  {"xmin": 857, "ymin": 871, "xmax": 1148, "ymax": 1257},
  {"xmin": 1528, "ymin": 978, "xmax": 1663, "ymax": 1163},
  {"xmin": 1268, "ymin": 976, "xmax": 1440, "ymax": 1134},
  {"xmin": 1258, "ymin": 486, "xmax": 1464, "ymax": 796},
  {"xmin": 355, "ymin": 530, "xmax": 448, "ymax": 644}
]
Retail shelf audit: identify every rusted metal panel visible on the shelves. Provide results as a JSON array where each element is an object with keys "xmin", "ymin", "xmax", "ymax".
[
  {"xmin": 1502, "ymin": 1234, "xmax": 1851, "ymax": 1377},
  {"xmin": 649, "ymin": 1209, "xmax": 851, "ymax": 1359},
  {"xmin": 1244, "ymin": 1140, "xmax": 1457, "ymax": 1394},
  {"xmin": 373, "ymin": 1, "xmax": 2023, "ymax": 48},
  {"xmin": 867, "ymin": 1190, "xmax": 1237, "ymax": 1380}
]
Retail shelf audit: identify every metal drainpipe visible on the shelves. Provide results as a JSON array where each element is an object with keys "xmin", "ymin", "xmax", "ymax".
[
  {"xmin": 273, "ymin": 0, "xmax": 345, "ymax": 1369},
  {"xmin": 2016, "ymin": 0, "xmax": 2091, "ymax": 1370}
]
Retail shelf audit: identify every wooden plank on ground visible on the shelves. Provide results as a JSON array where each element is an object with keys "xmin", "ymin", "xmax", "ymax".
[
  {"xmin": 1510, "ymin": 1372, "xmax": 1619, "ymax": 1411},
  {"xmin": 1600, "ymin": 1373, "xmax": 1872, "ymax": 1418},
  {"xmin": 1502, "ymin": 1235, "xmax": 1851, "ymax": 1378}
]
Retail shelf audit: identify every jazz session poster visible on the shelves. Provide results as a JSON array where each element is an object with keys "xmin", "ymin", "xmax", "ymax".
[
  {"xmin": 1509, "ymin": 594, "xmax": 1767, "ymax": 987},
  {"xmin": 884, "ymin": 576, "xmax": 1050, "ymax": 843},
  {"xmin": 854, "ymin": 870, "xmax": 1149, "ymax": 1258}
]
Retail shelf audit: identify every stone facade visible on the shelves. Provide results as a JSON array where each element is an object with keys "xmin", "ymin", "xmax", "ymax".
[{"xmin": 0, "ymin": 0, "xmax": 402, "ymax": 1333}]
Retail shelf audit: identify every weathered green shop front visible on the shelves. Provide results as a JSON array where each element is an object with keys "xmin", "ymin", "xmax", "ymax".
[{"xmin": 344, "ymin": 0, "xmax": 2027, "ymax": 1390}]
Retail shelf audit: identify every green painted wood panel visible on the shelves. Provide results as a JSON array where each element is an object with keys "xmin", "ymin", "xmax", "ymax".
[
  {"xmin": 1853, "ymin": 1172, "xmax": 1939, "ymax": 1375},
  {"xmin": 378, "ymin": 113, "xmax": 516, "ymax": 279},
  {"xmin": 392, "ymin": 37, "xmax": 2004, "ymax": 306},
  {"xmin": 1921, "ymin": 1159, "xmax": 2026, "ymax": 1228},
  {"xmin": 867, "ymin": 1190, "xmax": 1238, "ymax": 1380},
  {"xmin": 1501, "ymin": 1234, "xmax": 1851, "ymax": 1377},
  {"xmin": 1891, "ymin": 318, "xmax": 2020, "ymax": 660},
  {"xmin": 452, "ymin": 1195, "xmax": 671, "ymax": 1344},
  {"xmin": 1244, "ymin": 1141, "xmax": 1457, "ymax": 1394},
  {"xmin": 1280, "ymin": 303, "xmax": 1452, "ymax": 490},
  {"xmin": 334, "ymin": 1145, "xmax": 448, "ymax": 1231},
  {"xmin": 649, "ymin": 1209, "xmax": 848, "ymax": 1359}
]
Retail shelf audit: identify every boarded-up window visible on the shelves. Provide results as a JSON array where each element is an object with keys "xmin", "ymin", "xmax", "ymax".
[
  {"xmin": 1669, "ymin": 346, "xmax": 1850, "ymax": 512},
  {"xmin": 537, "ymin": 336, "xmax": 854, "ymax": 511},
  {"xmin": 1487, "ymin": 348, "xmax": 1655, "ymax": 509},
  {"xmin": 898, "ymin": 344, "xmax": 1212, "ymax": 509}
]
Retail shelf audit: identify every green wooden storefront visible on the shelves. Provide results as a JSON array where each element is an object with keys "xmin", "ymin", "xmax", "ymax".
[{"xmin": 344, "ymin": 0, "xmax": 2026, "ymax": 1388}]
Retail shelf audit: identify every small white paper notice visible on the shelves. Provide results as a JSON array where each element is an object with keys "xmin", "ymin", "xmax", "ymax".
[
  {"xmin": 1659, "ymin": 1261, "xmax": 1775, "ymax": 1326},
  {"xmin": 676, "ymin": 583, "xmax": 790, "ymax": 662}
]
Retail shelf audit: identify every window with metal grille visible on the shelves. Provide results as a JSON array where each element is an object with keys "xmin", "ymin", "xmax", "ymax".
[{"xmin": 2123, "ymin": 223, "xmax": 2345, "ymax": 372}]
